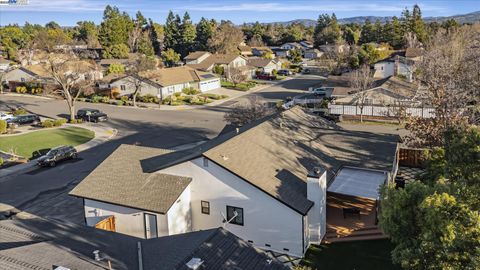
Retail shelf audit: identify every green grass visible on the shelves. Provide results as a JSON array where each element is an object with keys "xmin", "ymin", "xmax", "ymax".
[
  {"xmin": 300, "ymin": 239, "xmax": 401, "ymax": 270},
  {"xmin": 0, "ymin": 126, "xmax": 94, "ymax": 158}
]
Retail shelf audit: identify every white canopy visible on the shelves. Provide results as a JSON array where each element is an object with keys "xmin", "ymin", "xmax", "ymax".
[{"xmin": 327, "ymin": 167, "xmax": 388, "ymax": 200}]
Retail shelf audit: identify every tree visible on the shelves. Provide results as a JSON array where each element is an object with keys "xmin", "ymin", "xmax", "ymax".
[
  {"xmin": 178, "ymin": 12, "xmax": 196, "ymax": 57},
  {"xmin": 288, "ymin": 49, "xmax": 302, "ymax": 63},
  {"xmin": 228, "ymin": 68, "xmax": 247, "ymax": 86},
  {"xmin": 45, "ymin": 21, "xmax": 61, "ymax": 29},
  {"xmin": 148, "ymin": 19, "xmax": 163, "ymax": 55},
  {"xmin": 404, "ymin": 25, "xmax": 480, "ymax": 148},
  {"xmin": 0, "ymin": 72, "xmax": 5, "ymax": 94},
  {"xmin": 46, "ymin": 56, "xmax": 96, "ymax": 121},
  {"xmin": 104, "ymin": 43, "xmax": 129, "ymax": 59},
  {"xmin": 208, "ymin": 21, "xmax": 244, "ymax": 54},
  {"xmin": 98, "ymin": 5, "xmax": 132, "ymax": 49},
  {"xmin": 224, "ymin": 96, "xmax": 273, "ymax": 126},
  {"xmin": 106, "ymin": 63, "xmax": 125, "ymax": 75},
  {"xmin": 161, "ymin": 48, "xmax": 180, "ymax": 67},
  {"xmin": 137, "ymin": 32, "xmax": 154, "ymax": 56},
  {"xmin": 164, "ymin": 11, "xmax": 181, "ymax": 50},
  {"xmin": 75, "ymin": 21, "xmax": 99, "ymax": 47},
  {"xmin": 128, "ymin": 11, "xmax": 147, "ymax": 53},
  {"xmin": 195, "ymin": 17, "xmax": 214, "ymax": 51},
  {"xmin": 349, "ymin": 65, "xmax": 373, "ymax": 122},
  {"xmin": 126, "ymin": 56, "xmax": 157, "ymax": 107},
  {"xmin": 359, "ymin": 19, "xmax": 375, "ymax": 44},
  {"xmin": 343, "ymin": 26, "xmax": 360, "ymax": 45},
  {"xmin": 313, "ymin": 13, "xmax": 342, "ymax": 46},
  {"xmin": 358, "ymin": 43, "xmax": 381, "ymax": 65}
]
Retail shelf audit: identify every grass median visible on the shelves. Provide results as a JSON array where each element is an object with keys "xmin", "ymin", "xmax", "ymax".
[{"xmin": 0, "ymin": 126, "xmax": 94, "ymax": 159}]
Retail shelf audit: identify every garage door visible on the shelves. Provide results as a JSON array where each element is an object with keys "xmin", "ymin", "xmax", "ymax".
[{"xmin": 199, "ymin": 79, "xmax": 221, "ymax": 92}]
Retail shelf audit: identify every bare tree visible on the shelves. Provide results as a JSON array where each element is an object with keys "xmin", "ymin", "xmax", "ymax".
[
  {"xmin": 224, "ymin": 96, "xmax": 274, "ymax": 126},
  {"xmin": 0, "ymin": 72, "xmax": 5, "ymax": 94},
  {"xmin": 126, "ymin": 56, "xmax": 157, "ymax": 107},
  {"xmin": 208, "ymin": 21, "xmax": 245, "ymax": 54},
  {"xmin": 47, "ymin": 55, "xmax": 96, "ymax": 121},
  {"xmin": 228, "ymin": 67, "xmax": 247, "ymax": 86},
  {"xmin": 404, "ymin": 32, "xmax": 422, "ymax": 48},
  {"xmin": 349, "ymin": 64, "xmax": 373, "ymax": 122},
  {"xmin": 404, "ymin": 25, "xmax": 480, "ymax": 148}
]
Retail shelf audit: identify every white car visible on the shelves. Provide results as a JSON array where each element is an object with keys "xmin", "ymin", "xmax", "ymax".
[{"xmin": 0, "ymin": 112, "xmax": 13, "ymax": 121}]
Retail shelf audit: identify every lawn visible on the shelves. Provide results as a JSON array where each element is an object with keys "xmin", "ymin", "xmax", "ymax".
[
  {"xmin": 300, "ymin": 239, "xmax": 402, "ymax": 270},
  {"xmin": 0, "ymin": 126, "xmax": 94, "ymax": 159}
]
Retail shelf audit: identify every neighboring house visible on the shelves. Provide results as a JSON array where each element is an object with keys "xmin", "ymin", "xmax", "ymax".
[
  {"xmin": 3, "ymin": 66, "xmax": 52, "ymax": 85},
  {"xmin": 238, "ymin": 45, "xmax": 253, "ymax": 57},
  {"xmin": 334, "ymin": 76, "xmax": 420, "ymax": 106},
  {"xmin": 318, "ymin": 44, "xmax": 347, "ymax": 55},
  {"xmin": 0, "ymin": 218, "xmax": 288, "ymax": 270},
  {"xmin": 108, "ymin": 66, "xmax": 221, "ymax": 98},
  {"xmin": 405, "ymin": 47, "xmax": 424, "ymax": 61},
  {"xmin": 0, "ymin": 58, "xmax": 12, "ymax": 72},
  {"xmin": 303, "ymin": 49, "xmax": 323, "ymax": 59},
  {"xmin": 373, "ymin": 55, "xmax": 415, "ymax": 82},
  {"xmin": 184, "ymin": 51, "xmax": 212, "ymax": 65},
  {"xmin": 251, "ymin": 47, "xmax": 273, "ymax": 57},
  {"xmin": 70, "ymin": 107, "xmax": 398, "ymax": 257},
  {"xmin": 280, "ymin": 42, "xmax": 303, "ymax": 51},
  {"xmin": 271, "ymin": 48, "xmax": 290, "ymax": 58},
  {"xmin": 321, "ymin": 75, "xmax": 354, "ymax": 98},
  {"xmin": 299, "ymin": 41, "xmax": 314, "ymax": 49},
  {"xmin": 247, "ymin": 58, "xmax": 282, "ymax": 74},
  {"xmin": 97, "ymin": 53, "xmax": 139, "ymax": 71},
  {"xmin": 186, "ymin": 52, "xmax": 254, "ymax": 80}
]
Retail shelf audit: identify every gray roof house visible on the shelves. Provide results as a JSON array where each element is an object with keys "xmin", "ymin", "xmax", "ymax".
[
  {"xmin": 70, "ymin": 106, "xmax": 399, "ymax": 257},
  {"xmin": 0, "ymin": 218, "xmax": 288, "ymax": 270}
]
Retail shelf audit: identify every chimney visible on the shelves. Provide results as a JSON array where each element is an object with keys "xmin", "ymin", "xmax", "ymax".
[{"xmin": 306, "ymin": 166, "xmax": 327, "ymax": 244}]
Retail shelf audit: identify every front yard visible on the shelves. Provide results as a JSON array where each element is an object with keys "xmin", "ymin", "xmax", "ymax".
[
  {"xmin": 300, "ymin": 239, "xmax": 401, "ymax": 270},
  {"xmin": 0, "ymin": 126, "xmax": 94, "ymax": 159}
]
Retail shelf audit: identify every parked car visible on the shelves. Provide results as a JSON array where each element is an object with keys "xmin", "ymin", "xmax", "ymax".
[
  {"xmin": 37, "ymin": 145, "xmax": 78, "ymax": 167},
  {"xmin": 303, "ymin": 68, "xmax": 310, "ymax": 74},
  {"xmin": 277, "ymin": 69, "xmax": 291, "ymax": 76},
  {"xmin": 312, "ymin": 88, "xmax": 327, "ymax": 96},
  {"xmin": 6, "ymin": 114, "xmax": 41, "ymax": 128},
  {"xmin": 0, "ymin": 112, "xmax": 13, "ymax": 121},
  {"xmin": 256, "ymin": 73, "xmax": 276, "ymax": 80},
  {"xmin": 77, "ymin": 108, "xmax": 108, "ymax": 122}
]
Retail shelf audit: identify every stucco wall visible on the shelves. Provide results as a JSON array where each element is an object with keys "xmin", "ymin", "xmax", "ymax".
[
  {"xmin": 166, "ymin": 185, "xmax": 192, "ymax": 235},
  {"xmin": 4, "ymin": 69, "xmax": 36, "ymax": 83},
  {"xmin": 374, "ymin": 62, "xmax": 395, "ymax": 78},
  {"xmin": 159, "ymin": 157, "xmax": 305, "ymax": 256},
  {"xmin": 110, "ymin": 77, "xmax": 160, "ymax": 97}
]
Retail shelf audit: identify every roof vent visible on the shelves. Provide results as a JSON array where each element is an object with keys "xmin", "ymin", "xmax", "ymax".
[
  {"xmin": 221, "ymin": 154, "xmax": 229, "ymax": 161},
  {"xmin": 236, "ymin": 127, "xmax": 240, "ymax": 134},
  {"xmin": 186, "ymin": 258, "xmax": 204, "ymax": 269},
  {"xmin": 93, "ymin": 250, "xmax": 101, "ymax": 261}
]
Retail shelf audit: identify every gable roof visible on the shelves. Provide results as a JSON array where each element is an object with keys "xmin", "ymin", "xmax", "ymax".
[
  {"xmin": 247, "ymin": 58, "xmax": 277, "ymax": 68},
  {"xmin": 138, "ymin": 66, "xmax": 216, "ymax": 87},
  {"xmin": 238, "ymin": 45, "xmax": 252, "ymax": 52},
  {"xmin": 184, "ymin": 51, "xmax": 210, "ymax": 60},
  {"xmin": 187, "ymin": 54, "xmax": 243, "ymax": 70},
  {"xmin": 69, "ymin": 144, "xmax": 192, "ymax": 214},
  {"xmin": 375, "ymin": 76, "xmax": 418, "ymax": 99},
  {"xmin": 141, "ymin": 107, "xmax": 398, "ymax": 215},
  {"xmin": 405, "ymin": 47, "xmax": 424, "ymax": 58},
  {"xmin": 0, "ymin": 218, "xmax": 287, "ymax": 270}
]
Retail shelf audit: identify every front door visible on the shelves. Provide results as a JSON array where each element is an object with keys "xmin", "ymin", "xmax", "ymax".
[{"xmin": 144, "ymin": 213, "xmax": 158, "ymax": 239}]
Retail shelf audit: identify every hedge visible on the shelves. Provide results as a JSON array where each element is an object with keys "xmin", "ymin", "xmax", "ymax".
[{"xmin": 0, "ymin": 120, "xmax": 7, "ymax": 134}]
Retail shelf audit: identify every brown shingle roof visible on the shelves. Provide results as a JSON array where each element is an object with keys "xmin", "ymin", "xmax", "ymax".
[
  {"xmin": 141, "ymin": 107, "xmax": 398, "ymax": 215},
  {"xmin": 405, "ymin": 47, "xmax": 424, "ymax": 58},
  {"xmin": 247, "ymin": 58, "xmax": 276, "ymax": 68},
  {"xmin": 69, "ymin": 144, "xmax": 192, "ymax": 214},
  {"xmin": 187, "ymin": 54, "xmax": 242, "ymax": 71},
  {"xmin": 377, "ymin": 76, "xmax": 418, "ymax": 99},
  {"xmin": 184, "ymin": 51, "xmax": 210, "ymax": 60}
]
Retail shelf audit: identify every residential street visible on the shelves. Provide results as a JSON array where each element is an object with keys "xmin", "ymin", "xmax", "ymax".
[{"xmin": 0, "ymin": 74, "xmax": 321, "ymax": 222}]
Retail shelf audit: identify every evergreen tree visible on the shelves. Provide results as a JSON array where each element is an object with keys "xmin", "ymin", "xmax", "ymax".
[
  {"xmin": 391, "ymin": 16, "xmax": 405, "ymax": 48},
  {"xmin": 179, "ymin": 12, "xmax": 196, "ymax": 57},
  {"xmin": 359, "ymin": 19, "xmax": 375, "ymax": 44},
  {"xmin": 137, "ymin": 32, "xmax": 154, "ymax": 56},
  {"xmin": 195, "ymin": 17, "xmax": 214, "ymax": 51},
  {"xmin": 373, "ymin": 19, "xmax": 383, "ymax": 43},
  {"xmin": 148, "ymin": 19, "xmax": 163, "ymax": 55},
  {"xmin": 99, "ymin": 5, "xmax": 133, "ymax": 49},
  {"xmin": 164, "ymin": 11, "xmax": 180, "ymax": 50},
  {"xmin": 411, "ymin": 4, "xmax": 427, "ymax": 42}
]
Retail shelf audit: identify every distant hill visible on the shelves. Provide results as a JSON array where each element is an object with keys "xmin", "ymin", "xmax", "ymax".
[{"xmin": 251, "ymin": 11, "xmax": 480, "ymax": 26}]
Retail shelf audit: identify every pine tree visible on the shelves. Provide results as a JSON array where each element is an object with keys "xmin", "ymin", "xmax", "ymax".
[
  {"xmin": 179, "ymin": 12, "xmax": 196, "ymax": 57},
  {"xmin": 164, "ymin": 11, "xmax": 180, "ymax": 50},
  {"xmin": 195, "ymin": 17, "xmax": 214, "ymax": 51},
  {"xmin": 359, "ymin": 19, "xmax": 375, "ymax": 44},
  {"xmin": 98, "ymin": 5, "xmax": 133, "ymax": 50},
  {"xmin": 411, "ymin": 4, "xmax": 427, "ymax": 42},
  {"xmin": 148, "ymin": 19, "xmax": 162, "ymax": 55}
]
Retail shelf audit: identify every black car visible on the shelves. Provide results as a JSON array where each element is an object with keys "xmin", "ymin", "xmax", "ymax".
[
  {"xmin": 77, "ymin": 108, "xmax": 108, "ymax": 122},
  {"xmin": 277, "ymin": 69, "xmax": 291, "ymax": 76},
  {"xmin": 37, "ymin": 145, "xmax": 78, "ymax": 167},
  {"xmin": 6, "ymin": 114, "xmax": 41, "ymax": 128}
]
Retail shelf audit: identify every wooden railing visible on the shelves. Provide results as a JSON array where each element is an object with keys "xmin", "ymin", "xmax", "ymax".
[{"xmin": 398, "ymin": 148, "xmax": 428, "ymax": 168}]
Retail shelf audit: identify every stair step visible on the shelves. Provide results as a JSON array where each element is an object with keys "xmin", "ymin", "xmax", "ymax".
[{"xmin": 323, "ymin": 234, "xmax": 388, "ymax": 243}]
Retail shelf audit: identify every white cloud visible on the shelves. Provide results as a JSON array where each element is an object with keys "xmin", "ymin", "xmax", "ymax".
[{"xmin": 1, "ymin": 0, "xmax": 107, "ymax": 12}]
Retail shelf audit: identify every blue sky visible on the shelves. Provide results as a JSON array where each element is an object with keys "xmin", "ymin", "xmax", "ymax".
[{"xmin": 0, "ymin": 0, "xmax": 479, "ymax": 26}]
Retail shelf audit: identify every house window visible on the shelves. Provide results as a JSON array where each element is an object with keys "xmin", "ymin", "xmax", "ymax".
[
  {"xmin": 21, "ymin": 78, "xmax": 26, "ymax": 82},
  {"xmin": 203, "ymin": 158, "xmax": 208, "ymax": 167},
  {"xmin": 120, "ymin": 85, "xmax": 126, "ymax": 91},
  {"xmin": 226, "ymin": 205, "xmax": 244, "ymax": 226},
  {"xmin": 201, "ymin": 201, "xmax": 210, "ymax": 215}
]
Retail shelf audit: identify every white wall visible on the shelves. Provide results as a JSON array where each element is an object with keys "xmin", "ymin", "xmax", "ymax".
[
  {"xmin": 374, "ymin": 62, "xmax": 395, "ymax": 78},
  {"xmin": 110, "ymin": 77, "xmax": 160, "ymax": 97},
  {"xmin": 306, "ymin": 170, "xmax": 327, "ymax": 244},
  {"xmin": 4, "ymin": 69, "xmax": 35, "ymax": 83},
  {"xmin": 159, "ymin": 157, "xmax": 305, "ymax": 257},
  {"xmin": 167, "ymin": 185, "xmax": 192, "ymax": 235},
  {"xmin": 84, "ymin": 199, "xmax": 168, "ymax": 239}
]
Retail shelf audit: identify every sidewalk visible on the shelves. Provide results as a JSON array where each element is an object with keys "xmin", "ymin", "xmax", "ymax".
[{"xmin": 0, "ymin": 124, "xmax": 117, "ymax": 179}]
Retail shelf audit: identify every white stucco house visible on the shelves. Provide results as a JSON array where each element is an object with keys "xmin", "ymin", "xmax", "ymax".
[
  {"xmin": 107, "ymin": 66, "xmax": 221, "ymax": 98},
  {"xmin": 373, "ymin": 56, "xmax": 415, "ymax": 82},
  {"xmin": 247, "ymin": 58, "xmax": 282, "ymax": 75},
  {"xmin": 70, "ymin": 107, "xmax": 398, "ymax": 257},
  {"xmin": 185, "ymin": 51, "xmax": 254, "ymax": 80}
]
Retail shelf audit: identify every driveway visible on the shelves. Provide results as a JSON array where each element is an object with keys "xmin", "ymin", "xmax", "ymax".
[{"xmin": 0, "ymin": 74, "xmax": 324, "ymax": 222}]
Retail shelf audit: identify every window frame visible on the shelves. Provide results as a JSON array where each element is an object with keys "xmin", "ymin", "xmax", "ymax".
[
  {"xmin": 201, "ymin": 201, "xmax": 210, "ymax": 215},
  {"xmin": 226, "ymin": 205, "xmax": 244, "ymax": 226}
]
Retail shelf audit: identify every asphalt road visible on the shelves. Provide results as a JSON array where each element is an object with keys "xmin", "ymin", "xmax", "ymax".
[{"xmin": 0, "ymin": 74, "xmax": 323, "ymax": 222}]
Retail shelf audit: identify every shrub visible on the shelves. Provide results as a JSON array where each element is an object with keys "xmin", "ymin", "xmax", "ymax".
[
  {"xmin": 53, "ymin": 118, "xmax": 67, "ymax": 127},
  {"xmin": 77, "ymin": 98, "xmax": 87, "ymax": 102},
  {"xmin": 16, "ymin": 86, "xmax": 27, "ymax": 93},
  {"xmin": 139, "ymin": 94, "xmax": 159, "ymax": 103},
  {"xmin": 12, "ymin": 108, "xmax": 28, "ymax": 116},
  {"xmin": 173, "ymin": 92, "xmax": 182, "ymax": 97},
  {"xmin": 272, "ymin": 69, "xmax": 278, "ymax": 76},
  {"xmin": 91, "ymin": 95, "xmax": 102, "ymax": 103},
  {"xmin": 162, "ymin": 96, "xmax": 172, "ymax": 104},
  {"xmin": 182, "ymin": 87, "xmax": 200, "ymax": 95},
  {"xmin": 0, "ymin": 120, "xmax": 7, "ymax": 134},
  {"xmin": 101, "ymin": 96, "xmax": 110, "ymax": 103},
  {"xmin": 42, "ymin": 119, "xmax": 54, "ymax": 128},
  {"xmin": 235, "ymin": 84, "xmax": 249, "ymax": 91},
  {"xmin": 30, "ymin": 88, "xmax": 43, "ymax": 94},
  {"xmin": 116, "ymin": 100, "xmax": 124, "ymax": 106},
  {"xmin": 0, "ymin": 157, "xmax": 3, "ymax": 166},
  {"xmin": 69, "ymin": 118, "xmax": 83, "ymax": 124},
  {"xmin": 120, "ymin": 95, "xmax": 129, "ymax": 102},
  {"xmin": 199, "ymin": 93, "xmax": 228, "ymax": 100}
]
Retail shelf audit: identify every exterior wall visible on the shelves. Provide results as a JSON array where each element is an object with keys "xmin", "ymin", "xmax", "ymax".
[
  {"xmin": 374, "ymin": 62, "xmax": 395, "ymax": 78},
  {"xmin": 186, "ymin": 53, "xmax": 211, "ymax": 65},
  {"xmin": 3, "ymin": 69, "xmax": 36, "ymax": 83},
  {"xmin": 161, "ymin": 82, "xmax": 191, "ymax": 97},
  {"xmin": 110, "ymin": 77, "xmax": 160, "ymax": 97},
  {"xmin": 199, "ymin": 78, "xmax": 221, "ymax": 92},
  {"xmin": 166, "ymin": 185, "xmax": 192, "ymax": 235},
  {"xmin": 306, "ymin": 171, "xmax": 327, "ymax": 244},
  {"xmin": 0, "ymin": 63, "xmax": 10, "ymax": 72},
  {"xmin": 229, "ymin": 56, "xmax": 247, "ymax": 68},
  {"xmin": 159, "ymin": 157, "xmax": 305, "ymax": 256},
  {"xmin": 84, "ymin": 199, "xmax": 168, "ymax": 239}
]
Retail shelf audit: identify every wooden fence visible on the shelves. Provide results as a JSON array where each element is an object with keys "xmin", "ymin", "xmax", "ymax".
[
  {"xmin": 328, "ymin": 104, "xmax": 435, "ymax": 118},
  {"xmin": 398, "ymin": 148, "xmax": 428, "ymax": 168}
]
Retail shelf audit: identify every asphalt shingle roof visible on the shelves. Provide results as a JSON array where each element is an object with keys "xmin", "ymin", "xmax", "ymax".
[
  {"xmin": 69, "ymin": 144, "xmax": 192, "ymax": 214},
  {"xmin": 0, "ymin": 218, "xmax": 288, "ymax": 270}
]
